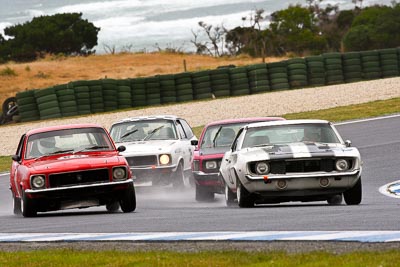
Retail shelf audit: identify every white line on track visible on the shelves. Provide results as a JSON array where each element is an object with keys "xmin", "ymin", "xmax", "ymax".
[
  {"xmin": 334, "ymin": 114, "xmax": 400, "ymax": 125},
  {"xmin": 0, "ymin": 231, "xmax": 399, "ymax": 242}
]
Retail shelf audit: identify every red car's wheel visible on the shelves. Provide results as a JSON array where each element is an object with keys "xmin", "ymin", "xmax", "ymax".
[
  {"xmin": 21, "ymin": 191, "xmax": 37, "ymax": 217},
  {"xmin": 12, "ymin": 193, "xmax": 22, "ymax": 215},
  {"xmin": 120, "ymin": 183, "xmax": 136, "ymax": 213}
]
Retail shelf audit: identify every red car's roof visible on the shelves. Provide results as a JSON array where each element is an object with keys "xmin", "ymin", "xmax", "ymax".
[
  {"xmin": 204, "ymin": 117, "xmax": 285, "ymax": 127},
  {"xmin": 26, "ymin": 123, "xmax": 104, "ymax": 136}
]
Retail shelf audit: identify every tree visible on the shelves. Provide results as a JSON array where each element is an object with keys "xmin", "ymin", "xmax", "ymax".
[
  {"xmin": 269, "ymin": 4, "xmax": 326, "ymax": 55},
  {"xmin": 0, "ymin": 13, "xmax": 100, "ymax": 62},
  {"xmin": 190, "ymin": 21, "xmax": 226, "ymax": 57},
  {"xmin": 343, "ymin": 4, "xmax": 400, "ymax": 51}
]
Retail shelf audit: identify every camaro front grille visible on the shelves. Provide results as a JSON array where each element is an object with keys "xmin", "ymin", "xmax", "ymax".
[
  {"xmin": 273, "ymin": 159, "xmax": 335, "ymax": 173},
  {"xmin": 49, "ymin": 169, "xmax": 109, "ymax": 188},
  {"xmin": 125, "ymin": 156, "xmax": 158, "ymax": 166}
]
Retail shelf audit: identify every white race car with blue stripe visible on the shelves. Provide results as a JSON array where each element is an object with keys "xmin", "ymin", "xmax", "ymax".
[{"xmin": 220, "ymin": 119, "xmax": 362, "ymax": 207}]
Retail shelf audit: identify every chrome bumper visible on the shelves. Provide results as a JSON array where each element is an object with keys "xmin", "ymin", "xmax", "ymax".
[{"xmin": 25, "ymin": 179, "xmax": 134, "ymax": 194}]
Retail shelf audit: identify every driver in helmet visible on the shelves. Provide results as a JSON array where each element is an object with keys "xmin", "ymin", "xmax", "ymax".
[{"xmin": 37, "ymin": 136, "xmax": 57, "ymax": 155}]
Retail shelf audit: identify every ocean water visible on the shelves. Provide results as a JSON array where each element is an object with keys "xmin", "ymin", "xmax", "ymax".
[{"xmin": 0, "ymin": 0, "xmax": 394, "ymax": 53}]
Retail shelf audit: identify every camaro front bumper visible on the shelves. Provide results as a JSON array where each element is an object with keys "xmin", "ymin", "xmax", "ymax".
[{"xmin": 242, "ymin": 169, "xmax": 361, "ymax": 196}]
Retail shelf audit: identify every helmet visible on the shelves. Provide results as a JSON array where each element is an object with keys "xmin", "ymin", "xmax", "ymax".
[{"xmin": 38, "ymin": 136, "xmax": 56, "ymax": 154}]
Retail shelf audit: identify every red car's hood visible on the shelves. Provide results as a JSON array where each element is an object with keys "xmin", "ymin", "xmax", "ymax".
[{"xmin": 27, "ymin": 153, "xmax": 123, "ymax": 173}]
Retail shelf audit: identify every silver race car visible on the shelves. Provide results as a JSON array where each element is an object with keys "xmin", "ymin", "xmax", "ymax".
[{"xmin": 220, "ymin": 119, "xmax": 362, "ymax": 207}]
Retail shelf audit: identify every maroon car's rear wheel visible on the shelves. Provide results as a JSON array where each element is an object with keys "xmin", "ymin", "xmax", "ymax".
[
  {"xmin": 195, "ymin": 184, "xmax": 214, "ymax": 202},
  {"xmin": 21, "ymin": 191, "xmax": 37, "ymax": 217},
  {"xmin": 120, "ymin": 183, "xmax": 136, "ymax": 212}
]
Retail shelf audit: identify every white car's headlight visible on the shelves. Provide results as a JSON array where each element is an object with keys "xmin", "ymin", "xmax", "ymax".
[
  {"xmin": 255, "ymin": 162, "xmax": 270, "ymax": 175},
  {"xmin": 113, "ymin": 167, "xmax": 127, "ymax": 180},
  {"xmin": 31, "ymin": 175, "xmax": 45, "ymax": 189},
  {"xmin": 335, "ymin": 159, "xmax": 350, "ymax": 171},
  {"xmin": 159, "ymin": 154, "xmax": 171, "ymax": 165},
  {"xmin": 205, "ymin": 161, "xmax": 218, "ymax": 169}
]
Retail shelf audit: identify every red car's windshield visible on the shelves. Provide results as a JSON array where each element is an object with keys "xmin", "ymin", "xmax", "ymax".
[{"xmin": 25, "ymin": 127, "xmax": 114, "ymax": 159}]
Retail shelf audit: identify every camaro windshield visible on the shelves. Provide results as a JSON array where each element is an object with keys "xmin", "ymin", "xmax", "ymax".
[
  {"xmin": 25, "ymin": 127, "xmax": 114, "ymax": 159},
  {"xmin": 110, "ymin": 119, "xmax": 178, "ymax": 142},
  {"xmin": 242, "ymin": 123, "xmax": 340, "ymax": 148},
  {"xmin": 201, "ymin": 123, "xmax": 248, "ymax": 148}
]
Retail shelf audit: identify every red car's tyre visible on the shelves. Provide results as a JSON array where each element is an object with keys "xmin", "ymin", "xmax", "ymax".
[
  {"xmin": 21, "ymin": 191, "xmax": 37, "ymax": 217},
  {"xmin": 120, "ymin": 183, "xmax": 136, "ymax": 213},
  {"xmin": 13, "ymin": 193, "xmax": 22, "ymax": 215}
]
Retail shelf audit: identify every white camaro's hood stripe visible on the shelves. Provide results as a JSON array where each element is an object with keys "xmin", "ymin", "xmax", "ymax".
[{"xmin": 288, "ymin": 143, "xmax": 312, "ymax": 158}]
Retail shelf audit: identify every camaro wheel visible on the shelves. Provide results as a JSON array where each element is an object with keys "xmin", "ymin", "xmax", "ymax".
[
  {"xmin": 106, "ymin": 201, "xmax": 120, "ymax": 212},
  {"xmin": 13, "ymin": 193, "xmax": 22, "ymax": 215},
  {"xmin": 21, "ymin": 191, "xmax": 37, "ymax": 217},
  {"xmin": 195, "ymin": 184, "xmax": 214, "ymax": 202},
  {"xmin": 236, "ymin": 180, "xmax": 254, "ymax": 208},
  {"xmin": 327, "ymin": 194, "xmax": 343, "ymax": 205},
  {"xmin": 344, "ymin": 177, "xmax": 362, "ymax": 205},
  {"xmin": 120, "ymin": 183, "xmax": 136, "ymax": 213},
  {"xmin": 225, "ymin": 183, "xmax": 236, "ymax": 207}
]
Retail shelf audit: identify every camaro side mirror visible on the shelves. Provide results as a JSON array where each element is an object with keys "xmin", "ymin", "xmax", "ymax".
[
  {"xmin": 117, "ymin": 146, "xmax": 126, "ymax": 152},
  {"xmin": 191, "ymin": 140, "xmax": 198, "ymax": 146},
  {"xmin": 12, "ymin": 155, "xmax": 21, "ymax": 162},
  {"xmin": 345, "ymin": 140, "xmax": 352, "ymax": 147}
]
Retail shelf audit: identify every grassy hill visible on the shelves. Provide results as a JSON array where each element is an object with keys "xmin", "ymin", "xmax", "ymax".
[{"xmin": 0, "ymin": 52, "xmax": 285, "ymax": 108}]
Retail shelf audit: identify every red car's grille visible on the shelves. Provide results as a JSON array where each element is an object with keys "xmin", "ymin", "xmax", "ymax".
[
  {"xmin": 49, "ymin": 169, "xmax": 109, "ymax": 188},
  {"xmin": 125, "ymin": 156, "xmax": 157, "ymax": 166}
]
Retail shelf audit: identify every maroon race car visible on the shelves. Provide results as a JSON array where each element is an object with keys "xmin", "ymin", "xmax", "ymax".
[
  {"xmin": 192, "ymin": 117, "xmax": 285, "ymax": 201},
  {"xmin": 9, "ymin": 124, "xmax": 136, "ymax": 217}
]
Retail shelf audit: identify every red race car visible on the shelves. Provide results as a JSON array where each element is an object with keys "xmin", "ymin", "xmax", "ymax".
[
  {"xmin": 9, "ymin": 124, "xmax": 136, "ymax": 217},
  {"xmin": 192, "ymin": 117, "xmax": 285, "ymax": 202}
]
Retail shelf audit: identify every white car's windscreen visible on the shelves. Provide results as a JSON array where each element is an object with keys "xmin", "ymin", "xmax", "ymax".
[
  {"xmin": 110, "ymin": 119, "xmax": 178, "ymax": 142},
  {"xmin": 242, "ymin": 123, "xmax": 341, "ymax": 148}
]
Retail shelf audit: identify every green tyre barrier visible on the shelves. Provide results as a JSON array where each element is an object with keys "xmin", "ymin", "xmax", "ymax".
[{"xmin": 271, "ymin": 82, "xmax": 290, "ymax": 90}]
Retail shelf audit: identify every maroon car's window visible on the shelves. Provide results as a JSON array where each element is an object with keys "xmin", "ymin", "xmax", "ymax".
[
  {"xmin": 201, "ymin": 123, "xmax": 248, "ymax": 148},
  {"xmin": 25, "ymin": 127, "xmax": 114, "ymax": 159}
]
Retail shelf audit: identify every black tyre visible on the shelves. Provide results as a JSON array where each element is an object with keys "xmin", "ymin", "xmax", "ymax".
[
  {"xmin": 195, "ymin": 184, "xmax": 214, "ymax": 202},
  {"xmin": 13, "ymin": 193, "xmax": 22, "ymax": 215},
  {"xmin": 2, "ymin": 97, "xmax": 17, "ymax": 116},
  {"xmin": 236, "ymin": 179, "xmax": 254, "ymax": 208},
  {"xmin": 172, "ymin": 163, "xmax": 185, "ymax": 188},
  {"xmin": 21, "ymin": 191, "xmax": 37, "ymax": 217},
  {"xmin": 119, "ymin": 183, "xmax": 136, "ymax": 212},
  {"xmin": 106, "ymin": 201, "xmax": 120, "ymax": 212},
  {"xmin": 225, "ymin": 183, "xmax": 236, "ymax": 207},
  {"xmin": 327, "ymin": 194, "xmax": 343, "ymax": 205},
  {"xmin": 344, "ymin": 177, "xmax": 362, "ymax": 205}
]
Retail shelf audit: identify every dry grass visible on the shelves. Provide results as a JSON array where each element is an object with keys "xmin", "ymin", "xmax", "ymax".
[{"xmin": 0, "ymin": 52, "xmax": 285, "ymax": 105}]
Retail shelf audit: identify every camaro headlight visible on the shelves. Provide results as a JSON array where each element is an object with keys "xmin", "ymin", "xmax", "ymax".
[
  {"xmin": 31, "ymin": 175, "xmax": 45, "ymax": 189},
  {"xmin": 205, "ymin": 161, "xmax": 218, "ymax": 169},
  {"xmin": 255, "ymin": 162, "xmax": 270, "ymax": 175},
  {"xmin": 113, "ymin": 167, "xmax": 127, "ymax": 180},
  {"xmin": 159, "ymin": 154, "xmax": 170, "ymax": 165},
  {"xmin": 335, "ymin": 159, "xmax": 350, "ymax": 171}
]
